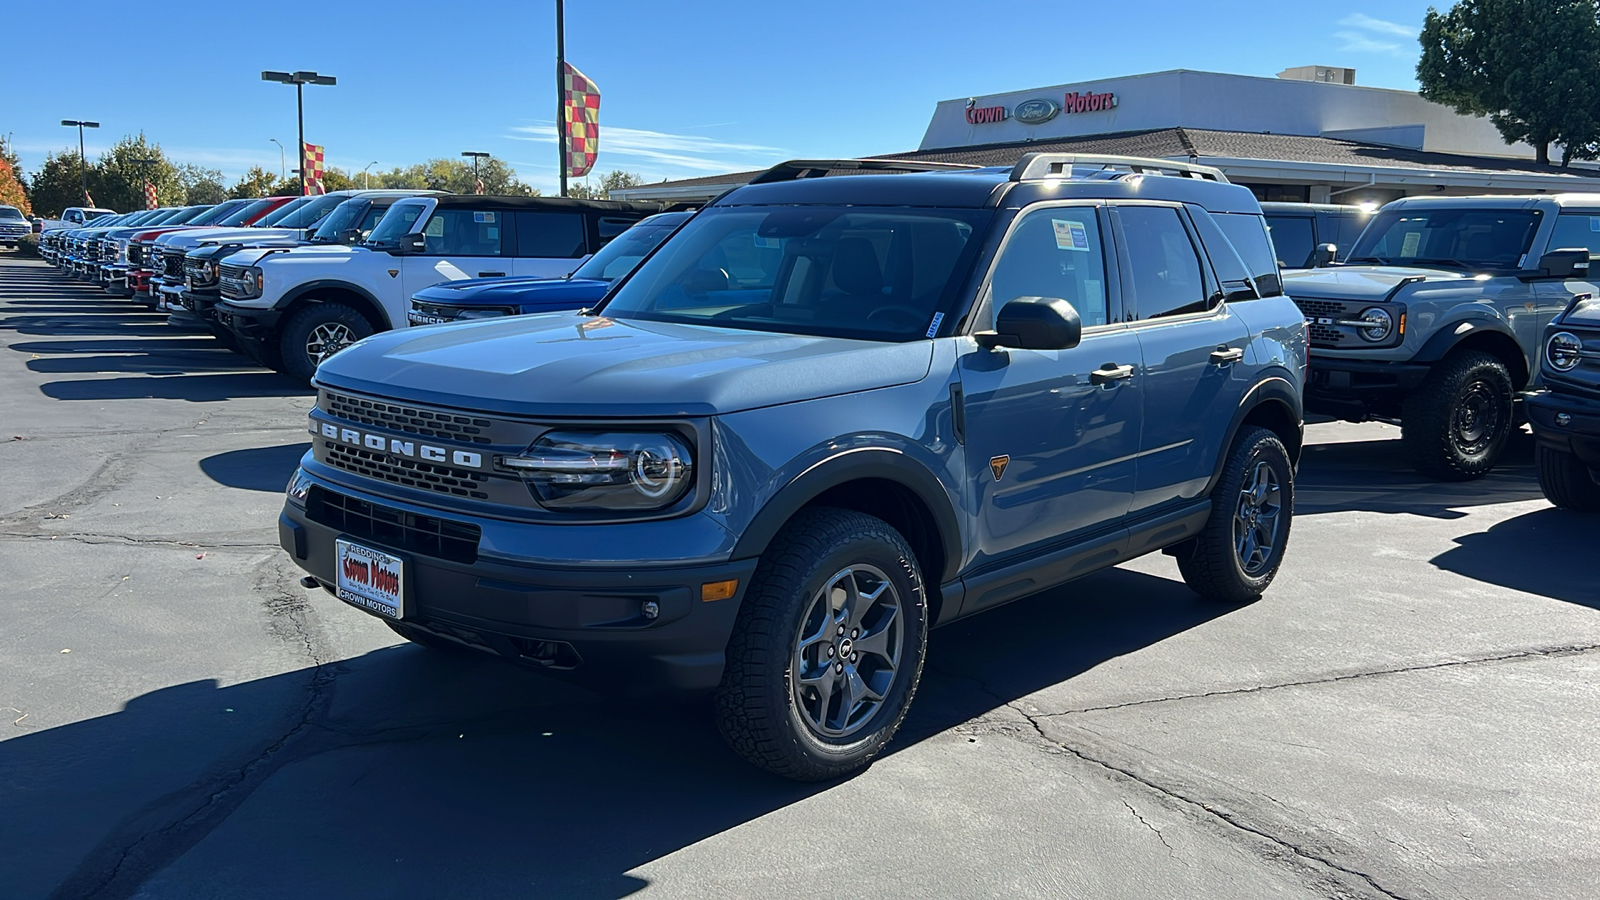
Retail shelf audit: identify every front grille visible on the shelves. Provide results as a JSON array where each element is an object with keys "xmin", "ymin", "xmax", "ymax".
[
  {"xmin": 219, "ymin": 263, "xmax": 251, "ymax": 299},
  {"xmin": 306, "ymin": 486, "xmax": 479, "ymax": 564},
  {"xmin": 1291, "ymin": 296, "xmax": 1400, "ymax": 349},
  {"xmin": 324, "ymin": 441, "xmax": 490, "ymax": 500},
  {"xmin": 322, "ymin": 391, "xmax": 494, "ymax": 445},
  {"xmin": 128, "ymin": 243, "xmax": 145, "ymax": 266},
  {"xmin": 163, "ymin": 251, "xmax": 185, "ymax": 279}
]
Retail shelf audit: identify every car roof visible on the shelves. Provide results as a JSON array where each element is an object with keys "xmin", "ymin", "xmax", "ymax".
[
  {"xmin": 1259, "ymin": 202, "xmax": 1371, "ymax": 214},
  {"xmin": 426, "ymin": 195, "xmax": 662, "ymax": 213}
]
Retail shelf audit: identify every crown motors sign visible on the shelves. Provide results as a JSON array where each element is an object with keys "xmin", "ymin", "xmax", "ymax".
[{"xmin": 967, "ymin": 90, "xmax": 1119, "ymax": 125}]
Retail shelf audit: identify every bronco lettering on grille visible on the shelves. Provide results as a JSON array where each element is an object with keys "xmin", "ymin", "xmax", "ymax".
[{"xmin": 313, "ymin": 419, "xmax": 484, "ymax": 469}]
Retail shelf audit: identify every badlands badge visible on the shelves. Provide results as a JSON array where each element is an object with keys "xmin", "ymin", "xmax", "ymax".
[{"xmin": 990, "ymin": 455, "xmax": 1010, "ymax": 481}]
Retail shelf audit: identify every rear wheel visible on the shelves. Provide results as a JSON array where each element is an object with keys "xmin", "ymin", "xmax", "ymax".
[
  {"xmin": 1178, "ymin": 426, "xmax": 1294, "ymax": 603},
  {"xmin": 1537, "ymin": 444, "xmax": 1600, "ymax": 511},
  {"xmin": 1402, "ymin": 350, "xmax": 1515, "ymax": 481},
  {"xmin": 278, "ymin": 302, "xmax": 375, "ymax": 384},
  {"xmin": 715, "ymin": 508, "xmax": 928, "ymax": 781}
]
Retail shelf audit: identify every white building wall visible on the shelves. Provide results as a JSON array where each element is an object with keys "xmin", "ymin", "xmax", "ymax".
[{"xmin": 918, "ymin": 70, "xmax": 1533, "ymax": 159}]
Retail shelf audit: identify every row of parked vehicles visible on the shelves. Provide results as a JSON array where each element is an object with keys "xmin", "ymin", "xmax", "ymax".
[{"xmin": 30, "ymin": 154, "xmax": 1600, "ymax": 781}]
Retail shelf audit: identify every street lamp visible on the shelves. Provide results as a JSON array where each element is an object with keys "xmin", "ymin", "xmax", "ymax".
[
  {"xmin": 261, "ymin": 70, "xmax": 337, "ymax": 195},
  {"xmin": 462, "ymin": 151, "xmax": 489, "ymax": 194},
  {"xmin": 361, "ymin": 160, "xmax": 378, "ymax": 189},
  {"xmin": 269, "ymin": 138, "xmax": 286, "ymax": 181},
  {"xmin": 60, "ymin": 119, "xmax": 99, "ymax": 205}
]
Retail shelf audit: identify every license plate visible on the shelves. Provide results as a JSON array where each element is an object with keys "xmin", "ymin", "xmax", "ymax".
[{"xmin": 335, "ymin": 540, "xmax": 405, "ymax": 619}]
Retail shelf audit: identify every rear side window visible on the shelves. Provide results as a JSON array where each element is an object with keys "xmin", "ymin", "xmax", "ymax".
[
  {"xmin": 1218, "ymin": 213, "xmax": 1286, "ymax": 295},
  {"xmin": 1116, "ymin": 206, "xmax": 1210, "ymax": 319},
  {"xmin": 598, "ymin": 216, "xmax": 638, "ymax": 241},
  {"xmin": 516, "ymin": 211, "xmax": 587, "ymax": 258},
  {"xmin": 1546, "ymin": 213, "xmax": 1600, "ymax": 259},
  {"xmin": 1261, "ymin": 214, "xmax": 1315, "ymax": 268}
]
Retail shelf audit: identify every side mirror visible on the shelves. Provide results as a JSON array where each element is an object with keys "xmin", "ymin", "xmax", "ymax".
[
  {"xmin": 336, "ymin": 228, "xmax": 364, "ymax": 245},
  {"xmin": 1537, "ymin": 248, "xmax": 1590, "ymax": 279},
  {"xmin": 388, "ymin": 232, "xmax": 428, "ymax": 255},
  {"xmin": 1313, "ymin": 243, "xmax": 1338, "ymax": 267},
  {"xmin": 975, "ymin": 297, "xmax": 1082, "ymax": 351},
  {"xmin": 683, "ymin": 267, "xmax": 729, "ymax": 294}
]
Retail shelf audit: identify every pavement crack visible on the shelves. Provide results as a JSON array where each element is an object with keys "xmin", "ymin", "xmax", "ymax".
[
  {"xmin": 0, "ymin": 530, "xmax": 275, "ymax": 550},
  {"xmin": 1120, "ymin": 798, "xmax": 1179, "ymax": 858}
]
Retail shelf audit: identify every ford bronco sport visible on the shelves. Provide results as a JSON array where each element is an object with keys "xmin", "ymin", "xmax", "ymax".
[
  {"xmin": 1529, "ymin": 296, "xmax": 1600, "ymax": 510},
  {"xmin": 279, "ymin": 154, "xmax": 1307, "ymax": 780}
]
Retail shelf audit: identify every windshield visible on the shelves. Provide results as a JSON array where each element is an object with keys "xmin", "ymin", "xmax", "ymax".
[
  {"xmin": 186, "ymin": 200, "xmax": 245, "ymax": 227},
  {"xmin": 274, "ymin": 194, "xmax": 348, "ymax": 229},
  {"xmin": 309, "ymin": 199, "xmax": 372, "ymax": 242},
  {"xmin": 255, "ymin": 197, "xmax": 309, "ymax": 227},
  {"xmin": 230, "ymin": 198, "xmax": 281, "ymax": 225},
  {"xmin": 165, "ymin": 206, "xmax": 213, "ymax": 225},
  {"xmin": 364, "ymin": 200, "xmax": 429, "ymax": 245},
  {"xmin": 571, "ymin": 216, "xmax": 686, "ymax": 283},
  {"xmin": 1347, "ymin": 208, "xmax": 1543, "ymax": 271},
  {"xmin": 0, "ymin": 206, "xmax": 23, "ymax": 221},
  {"xmin": 599, "ymin": 206, "xmax": 988, "ymax": 342}
]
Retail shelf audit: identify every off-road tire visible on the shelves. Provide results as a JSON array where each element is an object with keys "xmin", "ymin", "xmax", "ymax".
[
  {"xmin": 1537, "ymin": 444, "xmax": 1600, "ymax": 511},
  {"xmin": 1401, "ymin": 350, "xmax": 1515, "ymax": 481},
  {"xmin": 278, "ymin": 302, "xmax": 375, "ymax": 384},
  {"xmin": 715, "ymin": 507, "xmax": 928, "ymax": 781},
  {"xmin": 1177, "ymin": 426, "xmax": 1294, "ymax": 603},
  {"xmin": 384, "ymin": 620, "xmax": 476, "ymax": 655}
]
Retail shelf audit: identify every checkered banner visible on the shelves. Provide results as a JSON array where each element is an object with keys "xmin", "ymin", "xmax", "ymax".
[
  {"xmin": 302, "ymin": 142, "xmax": 326, "ymax": 195},
  {"xmin": 143, "ymin": 181, "xmax": 158, "ymax": 210},
  {"xmin": 562, "ymin": 62, "xmax": 600, "ymax": 179},
  {"xmin": 474, "ymin": 177, "xmax": 485, "ymax": 195}
]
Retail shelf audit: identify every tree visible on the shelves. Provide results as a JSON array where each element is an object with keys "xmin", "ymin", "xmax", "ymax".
[
  {"xmin": 0, "ymin": 137, "xmax": 28, "ymax": 215},
  {"xmin": 176, "ymin": 163, "xmax": 227, "ymax": 205},
  {"xmin": 28, "ymin": 150, "xmax": 92, "ymax": 217},
  {"xmin": 568, "ymin": 170, "xmax": 646, "ymax": 200},
  {"xmin": 373, "ymin": 156, "xmax": 538, "ymax": 195},
  {"xmin": 96, "ymin": 135, "xmax": 183, "ymax": 210},
  {"xmin": 1418, "ymin": 0, "xmax": 1600, "ymax": 165}
]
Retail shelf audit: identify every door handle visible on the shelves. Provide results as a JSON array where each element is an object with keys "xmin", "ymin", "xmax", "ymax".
[
  {"xmin": 1210, "ymin": 346, "xmax": 1244, "ymax": 365},
  {"xmin": 477, "ymin": 271, "xmax": 506, "ymax": 278},
  {"xmin": 1089, "ymin": 363, "xmax": 1134, "ymax": 386}
]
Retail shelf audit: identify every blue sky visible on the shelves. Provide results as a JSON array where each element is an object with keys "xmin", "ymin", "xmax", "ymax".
[{"xmin": 5, "ymin": 0, "xmax": 1441, "ymax": 194}]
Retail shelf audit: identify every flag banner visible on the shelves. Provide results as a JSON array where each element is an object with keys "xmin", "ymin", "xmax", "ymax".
[
  {"xmin": 562, "ymin": 62, "xmax": 600, "ymax": 178},
  {"xmin": 85, "ymin": 191, "xmax": 95, "ymax": 207},
  {"xmin": 143, "ymin": 181, "xmax": 158, "ymax": 210},
  {"xmin": 302, "ymin": 142, "xmax": 326, "ymax": 195},
  {"xmin": 475, "ymin": 177, "xmax": 485, "ymax": 195}
]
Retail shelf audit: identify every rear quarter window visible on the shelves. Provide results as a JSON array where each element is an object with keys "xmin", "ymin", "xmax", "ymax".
[{"xmin": 1212, "ymin": 212, "xmax": 1284, "ymax": 296}]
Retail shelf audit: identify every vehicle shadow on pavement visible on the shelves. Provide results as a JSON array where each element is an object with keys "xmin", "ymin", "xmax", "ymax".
[
  {"xmin": 1295, "ymin": 431, "xmax": 1540, "ymax": 518},
  {"xmin": 2, "ymin": 568, "xmax": 1219, "ymax": 898},
  {"xmin": 38, "ymin": 373, "xmax": 311, "ymax": 402},
  {"xmin": 199, "ymin": 444, "xmax": 311, "ymax": 492},
  {"xmin": 1431, "ymin": 507, "xmax": 1599, "ymax": 609}
]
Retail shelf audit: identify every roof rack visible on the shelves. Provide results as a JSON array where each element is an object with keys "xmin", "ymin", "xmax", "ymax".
[
  {"xmin": 1010, "ymin": 153, "xmax": 1229, "ymax": 183},
  {"xmin": 749, "ymin": 158, "xmax": 983, "ymax": 185}
]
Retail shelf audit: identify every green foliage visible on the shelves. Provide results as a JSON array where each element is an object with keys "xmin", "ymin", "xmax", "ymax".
[
  {"xmin": 567, "ymin": 170, "xmax": 646, "ymax": 200},
  {"xmin": 96, "ymin": 135, "xmax": 185, "ymax": 210},
  {"xmin": 228, "ymin": 166, "xmax": 280, "ymax": 199},
  {"xmin": 13, "ymin": 233, "xmax": 40, "ymax": 258},
  {"xmin": 372, "ymin": 156, "xmax": 539, "ymax": 196},
  {"xmin": 1418, "ymin": 0, "xmax": 1600, "ymax": 165},
  {"xmin": 28, "ymin": 150, "xmax": 91, "ymax": 217},
  {"xmin": 176, "ymin": 163, "xmax": 227, "ymax": 205}
]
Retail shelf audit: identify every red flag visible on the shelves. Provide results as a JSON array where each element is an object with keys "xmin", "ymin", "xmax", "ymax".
[
  {"xmin": 561, "ymin": 62, "xmax": 600, "ymax": 178},
  {"xmin": 302, "ymin": 142, "xmax": 326, "ymax": 195},
  {"xmin": 474, "ymin": 177, "xmax": 485, "ymax": 195},
  {"xmin": 143, "ymin": 181, "xmax": 158, "ymax": 210}
]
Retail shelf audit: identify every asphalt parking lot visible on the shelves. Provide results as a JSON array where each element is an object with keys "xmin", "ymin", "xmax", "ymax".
[{"xmin": 1, "ymin": 253, "xmax": 1596, "ymax": 900}]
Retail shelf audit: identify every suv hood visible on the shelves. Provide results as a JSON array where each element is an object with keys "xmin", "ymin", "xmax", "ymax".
[
  {"xmin": 1284, "ymin": 266, "xmax": 1475, "ymax": 300},
  {"xmin": 414, "ymin": 275, "xmax": 609, "ymax": 306},
  {"xmin": 315, "ymin": 314, "xmax": 936, "ymax": 417},
  {"xmin": 157, "ymin": 227, "xmax": 305, "ymax": 251},
  {"xmin": 225, "ymin": 244, "xmax": 362, "ymax": 267}
]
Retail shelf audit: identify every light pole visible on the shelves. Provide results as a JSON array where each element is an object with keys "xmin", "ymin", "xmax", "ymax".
[
  {"xmin": 361, "ymin": 160, "xmax": 378, "ymax": 189},
  {"xmin": 461, "ymin": 151, "xmax": 489, "ymax": 193},
  {"xmin": 269, "ymin": 138, "xmax": 286, "ymax": 181},
  {"xmin": 60, "ymin": 119, "xmax": 99, "ymax": 205},
  {"xmin": 260, "ymin": 71, "xmax": 337, "ymax": 195}
]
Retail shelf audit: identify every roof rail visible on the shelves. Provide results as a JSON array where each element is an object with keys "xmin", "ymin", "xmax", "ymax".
[
  {"xmin": 1010, "ymin": 153, "xmax": 1229, "ymax": 183},
  {"xmin": 749, "ymin": 158, "xmax": 983, "ymax": 185}
]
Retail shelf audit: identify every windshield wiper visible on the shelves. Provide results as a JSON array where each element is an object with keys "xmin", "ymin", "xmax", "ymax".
[
  {"xmin": 1410, "ymin": 257, "xmax": 1478, "ymax": 270},
  {"xmin": 1344, "ymin": 256, "xmax": 1389, "ymax": 265}
]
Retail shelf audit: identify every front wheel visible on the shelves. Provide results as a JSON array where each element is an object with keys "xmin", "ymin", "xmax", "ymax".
[
  {"xmin": 1178, "ymin": 426, "xmax": 1294, "ymax": 603},
  {"xmin": 1402, "ymin": 351, "xmax": 1515, "ymax": 481},
  {"xmin": 715, "ymin": 508, "xmax": 928, "ymax": 781},
  {"xmin": 1537, "ymin": 444, "xmax": 1600, "ymax": 511},
  {"xmin": 278, "ymin": 302, "xmax": 376, "ymax": 384}
]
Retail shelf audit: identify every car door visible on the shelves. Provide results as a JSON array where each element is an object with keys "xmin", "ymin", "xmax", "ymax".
[
  {"xmin": 401, "ymin": 206, "xmax": 513, "ymax": 302},
  {"xmin": 511, "ymin": 210, "xmax": 591, "ymax": 279},
  {"xmin": 957, "ymin": 203, "xmax": 1143, "ymax": 572},
  {"xmin": 1113, "ymin": 204, "xmax": 1254, "ymax": 516}
]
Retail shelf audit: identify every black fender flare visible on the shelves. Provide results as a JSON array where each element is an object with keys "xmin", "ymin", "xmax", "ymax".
[
  {"xmin": 730, "ymin": 448, "xmax": 965, "ymax": 585},
  {"xmin": 277, "ymin": 280, "xmax": 393, "ymax": 330},
  {"xmin": 1412, "ymin": 318, "xmax": 1523, "ymax": 365},
  {"xmin": 1205, "ymin": 374, "xmax": 1304, "ymax": 495}
]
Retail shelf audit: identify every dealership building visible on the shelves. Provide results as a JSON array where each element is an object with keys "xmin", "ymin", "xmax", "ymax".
[{"xmin": 615, "ymin": 67, "xmax": 1600, "ymax": 204}]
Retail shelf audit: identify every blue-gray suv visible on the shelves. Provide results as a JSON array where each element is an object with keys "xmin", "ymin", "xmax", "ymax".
[{"xmin": 279, "ymin": 154, "xmax": 1308, "ymax": 780}]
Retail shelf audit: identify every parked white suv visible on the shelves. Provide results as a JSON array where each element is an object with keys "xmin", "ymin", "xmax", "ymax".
[{"xmin": 213, "ymin": 195, "xmax": 661, "ymax": 381}]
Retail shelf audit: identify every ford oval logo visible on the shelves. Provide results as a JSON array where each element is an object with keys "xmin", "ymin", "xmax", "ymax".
[{"xmin": 1013, "ymin": 98, "xmax": 1061, "ymax": 125}]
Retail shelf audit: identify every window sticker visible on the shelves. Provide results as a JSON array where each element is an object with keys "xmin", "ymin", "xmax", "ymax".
[
  {"xmin": 1400, "ymin": 232, "xmax": 1421, "ymax": 257},
  {"xmin": 925, "ymin": 311, "xmax": 944, "ymax": 338},
  {"xmin": 486, "ymin": 227, "xmax": 499, "ymax": 240},
  {"xmin": 1590, "ymin": 216, "xmax": 1600, "ymax": 232},
  {"xmin": 753, "ymin": 235, "xmax": 781, "ymax": 249},
  {"xmin": 473, "ymin": 211, "xmax": 496, "ymax": 224},
  {"xmin": 1053, "ymin": 219, "xmax": 1091, "ymax": 252}
]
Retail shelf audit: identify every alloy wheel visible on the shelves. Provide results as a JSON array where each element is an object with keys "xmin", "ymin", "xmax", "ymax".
[
  {"xmin": 305, "ymin": 322, "xmax": 355, "ymax": 365},
  {"xmin": 1233, "ymin": 460, "xmax": 1282, "ymax": 576},
  {"xmin": 791, "ymin": 564, "xmax": 904, "ymax": 740}
]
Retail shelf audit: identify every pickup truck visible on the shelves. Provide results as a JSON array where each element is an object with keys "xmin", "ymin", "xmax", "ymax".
[
  {"xmin": 39, "ymin": 206, "xmax": 116, "ymax": 233},
  {"xmin": 215, "ymin": 194, "xmax": 661, "ymax": 381},
  {"xmin": 1282, "ymin": 194, "xmax": 1600, "ymax": 479}
]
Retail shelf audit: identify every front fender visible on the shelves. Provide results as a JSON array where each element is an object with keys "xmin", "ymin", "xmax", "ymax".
[{"xmin": 278, "ymin": 280, "xmax": 392, "ymax": 329}]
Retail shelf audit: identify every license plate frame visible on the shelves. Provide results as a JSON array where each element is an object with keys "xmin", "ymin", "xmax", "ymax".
[{"xmin": 335, "ymin": 539, "xmax": 406, "ymax": 620}]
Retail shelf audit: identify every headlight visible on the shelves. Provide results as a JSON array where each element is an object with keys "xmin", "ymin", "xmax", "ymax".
[
  {"xmin": 285, "ymin": 468, "xmax": 313, "ymax": 507},
  {"xmin": 1547, "ymin": 331, "xmax": 1584, "ymax": 372},
  {"xmin": 501, "ymin": 431, "xmax": 694, "ymax": 511},
  {"xmin": 1350, "ymin": 307, "xmax": 1393, "ymax": 342},
  {"xmin": 203, "ymin": 261, "xmax": 217, "ymax": 281},
  {"xmin": 456, "ymin": 308, "xmax": 507, "ymax": 320}
]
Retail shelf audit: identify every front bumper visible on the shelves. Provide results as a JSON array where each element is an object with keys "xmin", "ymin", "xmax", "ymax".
[
  {"xmin": 1527, "ymin": 389, "xmax": 1600, "ymax": 468},
  {"xmin": 280, "ymin": 485, "xmax": 755, "ymax": 693},
  {"xmin": 180, "ymin": 288, "xmax": 223, "ymax": 321},
  {"xmin": 215, "ymin": 300, "xmax": 284, "ymax": 351}
]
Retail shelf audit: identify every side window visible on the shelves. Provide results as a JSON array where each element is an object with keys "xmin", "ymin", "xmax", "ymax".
[
  {"xmin": 1547, "ymin": 213, "xmax": 1600, "ymax": 259},
  {"xmin": 359, "ymin": 205, "xmax": 388, "ymax": 237},
  {"xmin": 1214, "ymin": 212, "xmax": 1284, "ymax": 296},
  {"xmin": 1117, "ymin": 206, "xmax": 1209, "ymax": 319},
  {"xmin": 987, "ymin": 206, "xmax": 1110, "ymax": 328},
  {"xmin": 423, "ymin": 209, "xmax": 504, "ymax": 256},
  {"xmin": 598, "ymin": 216, "xmax": 637, "ymax": 243},
  {"xmin": 1262, "ymin": 215, "xmax": 1316, "ymax": 268},
  {"xmin": 515, "ymin": 211, "xmax": 587, "ymax": 258}
]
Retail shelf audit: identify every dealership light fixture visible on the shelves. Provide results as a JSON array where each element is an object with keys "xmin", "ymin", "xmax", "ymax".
[{"xmin": 60, "ymin": 119, "xmax": 99, "ymax": 205}]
